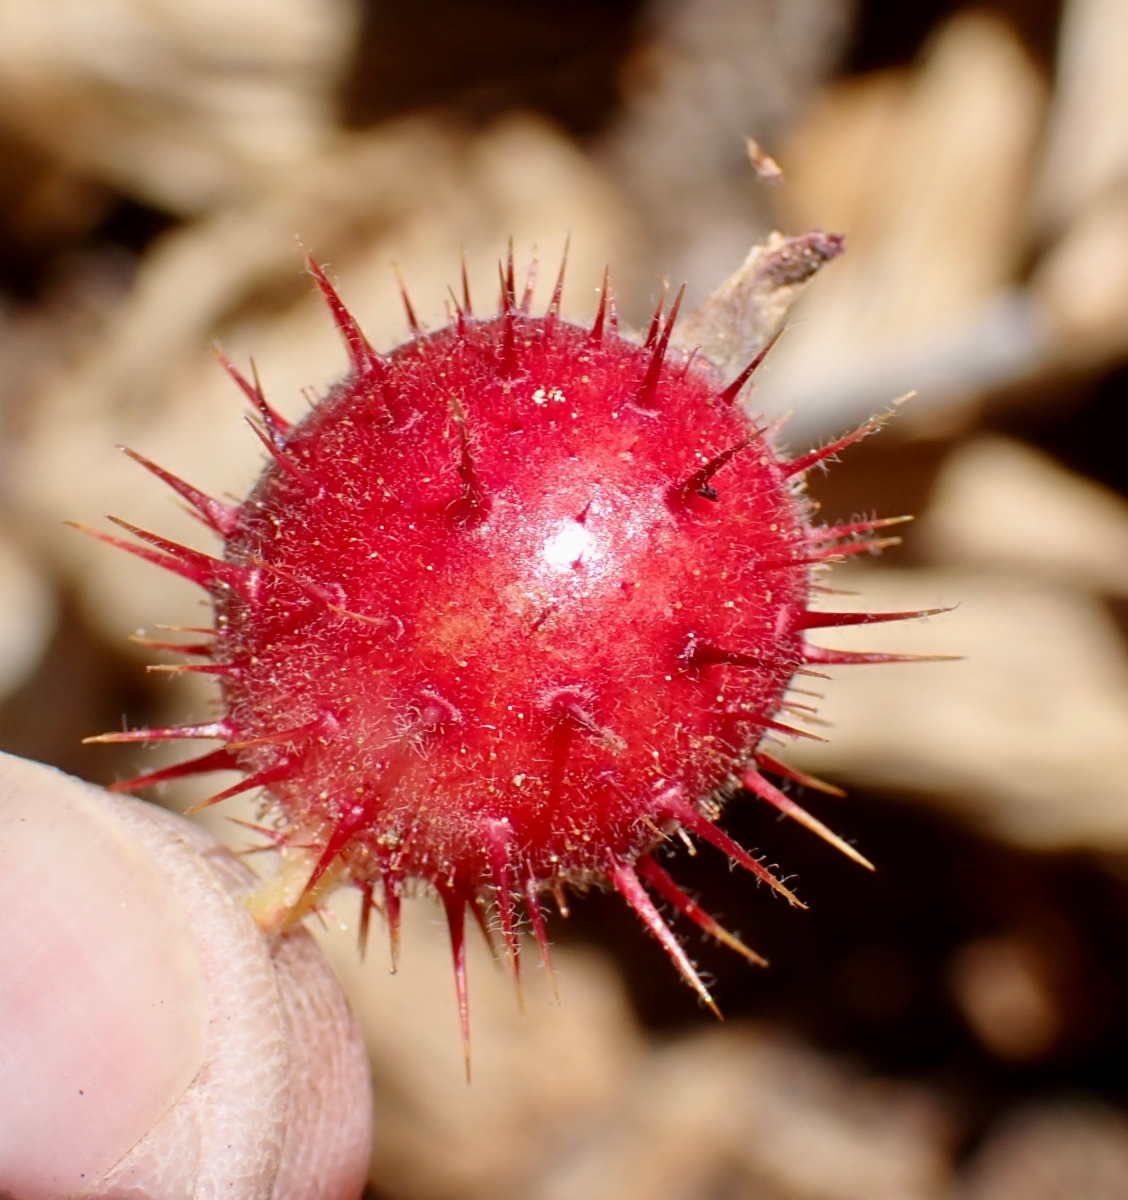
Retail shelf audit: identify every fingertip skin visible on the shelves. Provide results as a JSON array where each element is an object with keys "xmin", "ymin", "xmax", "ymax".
[{"xmin": 0, "ymin": 752, "xmax": 372, "ymax": 1200}]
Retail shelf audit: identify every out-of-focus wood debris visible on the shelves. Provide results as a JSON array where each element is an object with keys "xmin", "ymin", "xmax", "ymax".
[{"xmin": 2, "ymin": 0, "xmax": 1128, "ymax": 1194}]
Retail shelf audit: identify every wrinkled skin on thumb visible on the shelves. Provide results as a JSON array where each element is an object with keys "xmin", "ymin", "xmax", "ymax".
[{"xmin": 0, "ymin": 751, "xmax": 372, "ymax": 1199}]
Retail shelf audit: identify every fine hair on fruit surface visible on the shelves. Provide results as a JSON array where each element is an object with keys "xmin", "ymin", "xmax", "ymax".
[{"xmin": 80, "ymin": 235, "xmax": 941, "ymax": 1065}]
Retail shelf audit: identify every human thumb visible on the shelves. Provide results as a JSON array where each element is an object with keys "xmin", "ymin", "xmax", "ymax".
[{"xmin": 0, "ymin": 751, "xmax": 372, "ymax": 1199}]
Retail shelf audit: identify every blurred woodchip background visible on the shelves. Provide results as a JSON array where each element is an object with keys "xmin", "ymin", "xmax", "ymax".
[{"xmin": 3, "ymin": 1, "xmax": 1128, "ymax": 1197}]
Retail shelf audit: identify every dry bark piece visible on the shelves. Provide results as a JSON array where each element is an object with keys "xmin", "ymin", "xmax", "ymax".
[{"xmin": 673, "ymin": 228, "xmax": 844, "ymax": 378}]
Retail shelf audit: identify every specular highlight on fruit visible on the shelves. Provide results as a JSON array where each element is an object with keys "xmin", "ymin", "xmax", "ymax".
[{"xmin": 81, "ymin": 238, "xmax": 937, "ymax": 1060}]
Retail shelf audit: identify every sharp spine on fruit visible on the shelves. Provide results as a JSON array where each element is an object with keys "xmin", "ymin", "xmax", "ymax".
[
  {"xmin": 394, "ymin": 265, "xmax": 424, "ymax": 340},
  {"xmin": 740, "ymin": 768, "xmax": 873, "ymax": 869},
  {"xmin": 305, "ymin": 796, "xmax": 381, "ymax": 891},
  {"xmin": 245, "ymin": 418, "xmax": 317, "ymax": 494},
  {"xmin": 809, "ymin": 514, "xmax": 913, "ymax": 543},
  {"xmin": 225, "ymin": 712, "xmax": 336, "ymax": 750},
  {"xmin": 802, "ymin": 644, "xmax": 958, "ymax": 666},
  {"xmin": 782, "ymin": 395, "xmax": 912, "ymax": 478},
  {"xmin": 484, "ymin": 819, "xmax": 521, "ymax": 981},
  {"xmin": 611, "ymin": 859, "xmax": 721, "ymax": 1016},
  {"xmin": 669, "ymin": 432, "xmax": 757, "ymax": 507},
  {"xmin": 119, "ymin": 447, "xmax": 240, "ymax": 536},
  {"xmin": 656, "ymin": 788, "xmax": 806, "ymax": 908},
  {"xmin": 754, "ymin": 751, "xmax": 845, "ymax": 797},
  {"xmin": 306, "ymin": 256, "xmax": 384, "ymax": 375},
  {"xmin": 503, "ymin": 240, "xmax": 517, "ymax": 311},
  {"xmin": 460, "ymin": 249, "xmax": 474, "ymax": 316},
  {"xmin": 589, "ymin": 266, "xmax": 615, "ymax": 343},
  {"xmin": 552, "ymin": 691, "xmax": 626, "ymax": 753},
  {"xmin": 128, "ymin": 634, "xmax": 214, "ymax": 656},
  {"xmin": 644, "ymin": 279, "xmax": 670, "ymax": 348},
  {"xmin": 524, "ymin": 877, "xmax": 557, "ymax": 999},
  {"xmin": 774, "ymin": 536, "xmax": 902, "ymax": 568},
  {"xmin": 449, "ymin": 397, "xmax": 490, "ymax": 522},
  {"xmin": 794, "ymin": 605, "xmax": 951, "ymax": 631},
  {"xmin": 552, "ymin": 882, "xmax": 570, "ymax": 918},
  {"xmin": 686, "ymin": 639, "xmax": 766, "ymax": 671},
  {"xmin": 84, "ymin": 720, "xmax": 233, "ymax": 745},
  {"xmin": 497, "ymin": 257, "xmax": 519, "ymax": 376},
  {"xmin": 109, "ymin": 746, "xmax": 239, "ymax": 793},
  {"xmin": 357, "ymin": 880, "xmax": 376, "ymax": 959},
  {"xmin": 520, "ymin": 247, "xmax": 538, "ymax": 314},
  {"xmin": 186, "ymin": 758, "xmax": 297, "ymax": 814},
  {"xmin": 384, "ymin": 871, "xmax": 403, "ymax": 973},
  {"xmin": 470, "ymin": 895, "xmax": 500, "ymax": 961},
  {"xmin": 70, "ymin": 519, "xmax": 256, "ymax": 600},
  {"xmin": 636, "ymin": 283, "xmax": 686, "ymax": 408},
  {"xmin": 718, "ymin": 329, "xmax": 784, "ymax": 406},
  {"xmin": 247, "ymin": 554, "xmax": 387, "ymax": 627},
  {"xmin": 438, "ymin": 884, "xmax": 472, "ymax": 1079},
  {"xmin": 215, "ymin": 352, "xmax": 293, "ymax": 443},
  {"xmin": 637, "ymin": 852, "xmax": 767, "ymax": 966},
  {"xmin": 761, "ymin": 717, "xmax": 829, "ymax": 743},
  {"xmin": 146, "ymin": 662, "xmax": 241, "ymax": 679},
  {"xmin": 545, "ymin": 237, "xmax": 569, "ymax": 333}
]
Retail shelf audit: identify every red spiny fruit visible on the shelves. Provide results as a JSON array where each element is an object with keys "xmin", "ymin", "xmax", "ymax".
[{"xmin": 82, "ymin": 244, "xmax": 933, "ymax": 1059}]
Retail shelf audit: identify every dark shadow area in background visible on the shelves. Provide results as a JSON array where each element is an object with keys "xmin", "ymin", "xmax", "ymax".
[
  {"xmin": 557, "ymin": 788, "xmax": 1128, "ymax": 1155},
  {"xmin": 846, "ymin": 0, "xmax": 1062, "ymax": 74},
  {"xmin": 342, "ymin": 0, "xmax": 644, "ymax": 135},
  {"xmin": 1002, "ymin": 364, "xmax": 1128, "ymax": 501}
]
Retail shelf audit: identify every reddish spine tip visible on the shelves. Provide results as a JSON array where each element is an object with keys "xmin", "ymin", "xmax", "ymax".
[
  {"xmin": 109, "ymin": 746, "xmax": 239, "ymax": 794},
  {"xmin": 740, "ymin": 769, "xmax": 873, "ymax": 870},
  {"xmin": 546, "ymin": 236, "xmax": 570, "ymax": 331},
  {"xmin": 119, "ymin": 447, "xmax": 240, "ymax": 537},
  {"xmin": 637, "ymin": 852, "xmax": 767, "ymax": 966},
  {"xmin": 794, "ymin": 605, "xmax": 952, "ymax": 632},
  {"xmin": 524, "ymin": 877, "xmax": 557, "ymax": 1000},
  {"xmin": 215, "ymin": 352, "xmax": 293, "ymax": 442},
  {"xmin": 657, "ymin": 789, "xmax": 806, "ymax": 908},
  {"xmin": 394, "ymin": 265, "xmax": 423, "ymax": 340},
  {"xmin": 83, "ymin": 721, "xmax": 233, "ymax": 745},
  {"xmin": 384, "ymin": 873, "xmax": 403, "ymax": 974},
  {"xmin": 610, "ymin": 859, "xmax": 721, "ymax": 1017},
  {"xmin": 588, "ymin": 266, "xmax": 614, "ymax": 343},
  {"xmin": 484, "ymin": 819, "xmax": 521, "ymax": 980},
  {"xmin": 643, "ymin": 279, "xmax": 670, "ymax": 348},
  {"xmin": 439, "ymin": 885, "xmax": 472, "ymax": 1080},
  {"xmin": 718, "ymin": 328, "xmax": 784, "ymax": 406},
  {"xmin": 636, "ymin": 283, "xmax": 686, "ymax": 409},
  {"xmin": 306, "ymin": 257, "xmax": 385, "ymax": 374},
  {"xmin": 460, "ymin": 250, "xmax": 474, "ymax": 317},
  {"xmin": 520, "ymin": 248, "xmax": 539, "ymax": 314}
]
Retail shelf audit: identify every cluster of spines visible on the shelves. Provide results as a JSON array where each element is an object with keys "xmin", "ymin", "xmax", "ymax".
[{"xmin": 78, "ymin": 245, "xmax": 948, "ymax": 1070}]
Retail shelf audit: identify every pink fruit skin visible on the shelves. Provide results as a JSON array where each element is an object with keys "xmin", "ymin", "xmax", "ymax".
[{"xmin": 84, "ymin": 250, "xmax": 928, "ymax": 1038}]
